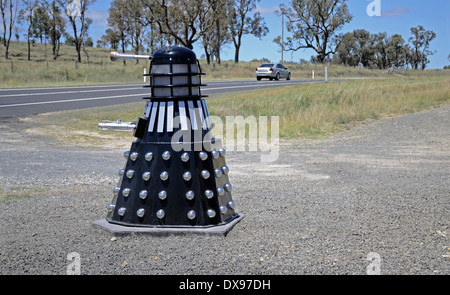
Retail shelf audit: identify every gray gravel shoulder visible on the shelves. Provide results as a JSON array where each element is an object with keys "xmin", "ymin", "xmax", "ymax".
[{"xmin": 0, "ymin": 105, "xmax": 449, "ymax": 275}]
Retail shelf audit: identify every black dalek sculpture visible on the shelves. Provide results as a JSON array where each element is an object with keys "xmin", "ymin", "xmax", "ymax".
[{"xmin": 93, "ymin": 45, "xmax": 243, "ymax": 236}]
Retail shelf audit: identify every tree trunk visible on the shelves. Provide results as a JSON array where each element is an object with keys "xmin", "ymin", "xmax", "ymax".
[
  {"xmin": 215, "ymin": 18, "xmax": 221, "ymax": 64},
  {"xmin": 27, "ymin": 32, "xmax": 31, "ymax": 61},
  {"xmin": 76, "ymin": 43, "xmax": 81, "ymax": 63},
  {"xmin": 316, "ymin": 52, "xmax": 326, "ymax": 63},
  {"xmin": 203, "ymin": 44, "xmax": 211, "ymax": 64},
  {"xmin": 234, "ymin": 45, "xmax": 240, "ymax": 63}
]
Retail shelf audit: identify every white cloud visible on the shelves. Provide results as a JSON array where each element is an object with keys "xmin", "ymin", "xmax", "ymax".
[
  {"xmin": 255, "ymin": 4, "xmax": 279, "ymax": 15},
  {"xmin": 381, "ymin": 7, "xmax": 410, "ymax": 17},
  {"xmin": 86, "ymin": 9, "xmax": 108, "ymax": 28}
]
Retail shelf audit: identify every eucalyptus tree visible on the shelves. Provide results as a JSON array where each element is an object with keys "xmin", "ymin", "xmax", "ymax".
[{"xmin": 278, "ymin": 0, "xmax": 353, "ymax": 63}]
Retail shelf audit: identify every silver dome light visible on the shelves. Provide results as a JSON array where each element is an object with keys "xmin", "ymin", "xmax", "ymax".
[
  {"xmin": 183, "ymin": 171, "xmax": 192, "ymax": 181},
  {"xmin": 118, "ymin": 207, "xmax": 126, "ymax": 216},
  {"xmin": 107, "ymin": 204, "xmax": 115, "ymax": 212},
  {"xmin": 160, "ymin": 171, "xmax": 169, "ymax": 181},
  {"xmin": 126, "ymin": 169, "xmax": 135, "ymax": 179},
  {"xmin": 181, "ymin": 152, "xmax": 190, "ymax": 162},
  {"xmin": 217, "ymin": 187, "xmax": 224, "ymax": 196},
  {"xmin": 201, "ymin": 170, "xmax": 210, "ymax": 179},
  {"xmin": 199, "ymin": 151, "xmax": 208, "ymax": 161},
  {"xmin": 130, "ymin": 152, "xmax": 138, "ymax": 161},
  {"xmin": 205, "ymin": 190, "xmax": 214, "ymax": 199},
  {"xmin": 139, "ymin": 190, "xmax": 148, "ymax": 199},
  {"xmin": 185, "ymin": 190, "xmax": 195, "ymax": 200},
  {"xmin": 211, "ymin": 150, "xmax": 219, "ymax": 159},
  {"xmin": 156, "ymin": 209, "xmax": 165, "ymax": 219},
  {"xmin": 142, "ymin": 171, "xmax": 151, "ymax": 181},
  {"xmin": 122, "ymin": 188, "xmax": 131, "ymax": 197},
  {"xmin": 162, "ymin": 151, "xmax": 171, "ymax": 160},
  {"xmin": 207, "ymin": 209, "xmax": 216, "ymax": 218},
  {"xmin": 145, "ymin": 152, "xmax": 153, "ymax": 161},
  {"xmin": 137, "ymin": 208, "xmax": 145, "ymax": 218},
  {"xmin": 224, "ymin": 183, "xmax": 232, "ymax": 192},
  {"xmin": 187, "ymin": 210, "xmax": 196, "ymax": 220},
  {"xmin": 123, "ymin": 151, "xmax": 130, "ymax": 159},
  {"xmin": 214, "ymin": 168, "xmax": 222, "ymax": 178},
  {"xmin": 158, "ymin": 190, "xmax": 167, "ymax": 200}
]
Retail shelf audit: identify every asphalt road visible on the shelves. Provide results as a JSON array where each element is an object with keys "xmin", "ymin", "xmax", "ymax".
[{"xmin": 0, "ymin": 79, "xmax": 328, "ymax": 118}]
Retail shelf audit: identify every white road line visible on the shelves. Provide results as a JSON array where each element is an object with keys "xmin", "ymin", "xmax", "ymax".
[
  {"xmin": 0, "ymin": 80, "xmax": 316, "ymax": 109},
  {"xmin": 0, "ymin": 80, "xmax": 257, "ymax": 94},
  {"xmin": 0, "ymin": 93, "xmax": 140, "ymax": 108},
  {"xmin": 0, "ymin": 84, "xmax": 141, "ymax": 92},
  {"xmin": 0, "ymin": 86, "xmax": 144, "ymax": 98}
]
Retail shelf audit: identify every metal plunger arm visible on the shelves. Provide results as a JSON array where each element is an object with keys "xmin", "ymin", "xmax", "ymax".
[{"xmin": 110, "ymin": 51, "xmax": 152, "ymax": 61}]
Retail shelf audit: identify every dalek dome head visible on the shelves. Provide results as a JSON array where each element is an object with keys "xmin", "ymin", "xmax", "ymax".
[
  {"xmin": 152, "ymin": 45, "xmax": 197, "ymax": 65},
  {"xmin": 149, "ymin": 45, "xmax": 206, "ymax": 99}
]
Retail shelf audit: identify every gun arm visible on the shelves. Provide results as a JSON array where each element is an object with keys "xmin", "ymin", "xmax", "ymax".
[
  {"xmin": 98, "ymin": 120, "xmax": 136, "ymax": 132},
  {"xmin": 110, "ymin": 51, "xmax": 152, "ymax": 61}
]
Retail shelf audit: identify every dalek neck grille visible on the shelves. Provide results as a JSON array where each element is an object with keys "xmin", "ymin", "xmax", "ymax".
[{"xmin": 145, "ymin": 45, "xmax": 207, "ymax": 100}]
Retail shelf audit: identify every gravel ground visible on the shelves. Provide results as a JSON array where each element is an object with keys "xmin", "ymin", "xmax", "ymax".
[{"xmin": 0, "ymin": 105, "xmax": 449, "ymax": 275}]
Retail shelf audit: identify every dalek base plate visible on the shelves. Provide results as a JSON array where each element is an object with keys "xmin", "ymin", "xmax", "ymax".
[{"xmin": 92, "ymin": 214, "xmax": 244, "ymax": 237}]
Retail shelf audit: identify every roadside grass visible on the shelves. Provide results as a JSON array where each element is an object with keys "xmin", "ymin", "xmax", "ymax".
[
  {"xmin": 209, "ymin": 74, "xmax": 450, "ymax": 139},
  {"xmin": 24, "ymin": 73, "xmax": 450, "ymax": 148},
  {"xmin": 0, "ymin": 40, "xmax": 426, "ymax": 88}
]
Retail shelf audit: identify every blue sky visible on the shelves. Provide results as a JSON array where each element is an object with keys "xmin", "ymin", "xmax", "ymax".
[{"xmin": 85, "ymin": 0, "xmax": 448, "ymax": 68}]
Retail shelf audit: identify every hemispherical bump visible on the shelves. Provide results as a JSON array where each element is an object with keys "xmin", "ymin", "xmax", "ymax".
[
  {"xmin": 130, "ymin": 152, "xmax": 138, "ymax": 161},
  {"xmin": 118, "ymin": 207, "xmax": 126, "ymax": 216},
  {"xmin": 185, "ymin": 190, "xmax": 194, "ymax": 200},
  {"xmin": 219, "ymin": 148, "xmax": 226, "ymax": 157},
  {"xmin": 217, "ymin": 187, "xmax": 225, "ymax": 196},
  {"xmin": 160, "ymin": 171, "xmax": 169, "ymax": 181},
  {"xmin": 207, "ymin": 209, "xmax": 216, "ymax": 218},
  {"xmin": 126, "ymin": 169, "xmax": 135, "ymax": 179},
  {"xmin": 107, "ymin": 204, "xmax": 115, "ymax": 212},
  {"xmin": 123, "ymin": 151, "xmax": 130, "ymax": 159},
  {"xmin": 122, "ymin": 188, "xmax": 131, "ymax": 197},
  {"xmin": 137, "ymin": 208, "xmax": 145, "ymax": 218},
  {"xmin": 201, "ymin": 170, "xmax": 210, "ymax": 179},
  {"xmin": 214, "ymin": 168, "xmax": 222, "ymax": 178},
  {"xmin": 113, "ymin": 186, "xmax": 120, "ymax": 194},
  {"xmin": 199, "ymin": 151, "xmax": 208, "ymax": 161},
  {"xmin": 220, "ymin": 205, "xmax": 227, "ymax": 214},
  {"xmin": 158, "ymin": 190, "xmax": 167, "ymax": 200},
  {"xmin": 205, "ymin": 189, "xmax": 214, "ymax": 199},
  {"xmin": 156, "ymin": 209, "xmax": 165, "ymax": 219},
  {"xmin": 187, "ymin": 210, "xmax": 196, "ymax": 220},
  {"xmin": 183, "ymin": 171, "xmax": 192, "ymax": 181},
  {"xmin": 227, "ymin": 200, "xmax": 236, "ymax": 209},
  {"xmin": 181, "ymin": 152, "xmax": 190, "ymax": 162},
  {"xmin": 221, "ymin": 165, "xmax": 229, "ymax": 175},
  {"xmin": 118, "ymin": 169, "xmax": 125, "ymax": 177},
  {"xmin": 162, "ymin": 151, "xmax": 171, "ymax": 160},
  {"xmin": 145, "ymin": 152, "xmax": 153, "ymax": 161},
  {"xmin": 142, "ymin": 171, "xmax": 151, "ymax": 181},
  {"xmin": 139, "ymin": 190, "xmax": 148, "ymax": 199},
  {"xmin": 224, "ymin": 183, "xmax": 232, "ymax": 192},
  {"xmin": 212, "ymin": 150, "xmax": 220, "ymax": 159}
]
